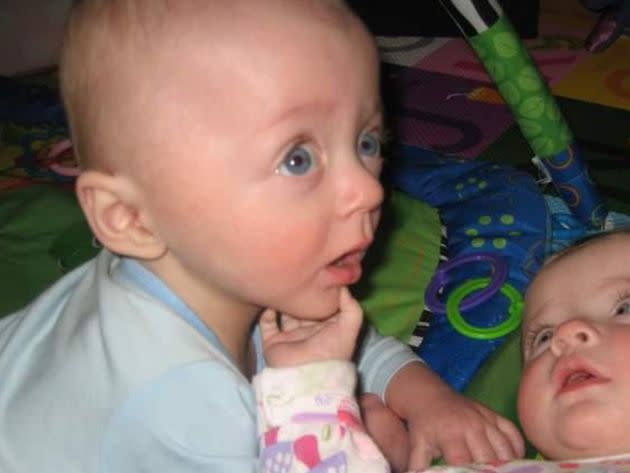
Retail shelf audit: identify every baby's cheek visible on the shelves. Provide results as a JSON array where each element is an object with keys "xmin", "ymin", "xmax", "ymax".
[{"xmin": 517, "ymin": 362, "xmax": 548, "ymax": 439}]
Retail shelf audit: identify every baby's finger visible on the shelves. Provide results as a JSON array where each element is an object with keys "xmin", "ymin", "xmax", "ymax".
[
  {"xmin": 495, "ymin": 416, "xmax": 526, "ymax": 458},
  {"xmin": 464, "ymin": 428, "xmax": 498, "ymax": 464},
  {"xmin": 278, "ymin": 313, "xmax": 299, "ymax": 332},
  {"xmin": 439, "ymin": 436, "xmax": 474, "ymax": 465},
  {"xmin": 440, "ymin": 436, "xmax": 472, "ymax": 465},
  {"xmin": 407, "ymin": 441, "xmax": 435, "ymax": 471},
  {"xmin": 483, "ymin": 424, "xmax": 519, "ymax": 461},
  {"xmin": 337, "ymin": 287, "xmax": 364, "ymax": 336},
  {"xmin": 277, "ymin": 313, "xmax": 318, "ymax": 332},
  {"xmin": 259, "ymin": 308, "xmax": 280, "ymax": 341}
]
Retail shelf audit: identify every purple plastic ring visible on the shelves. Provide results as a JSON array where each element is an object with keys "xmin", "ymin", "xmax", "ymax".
[{"xmin": 424, "ymin": 252, "xmax": 509, "ymax": 314}]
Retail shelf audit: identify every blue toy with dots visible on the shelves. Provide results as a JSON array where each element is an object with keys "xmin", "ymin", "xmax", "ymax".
[{"xmin": 390, "ymin": 145, "xmax": 548, "ymax": 390}]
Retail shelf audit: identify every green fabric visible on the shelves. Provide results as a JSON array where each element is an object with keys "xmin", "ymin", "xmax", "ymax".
[
  {"xmin": 356, "ymin": 190, "xmax": 441, "ymax": 342},
  {"xmin": 0, "ymin": 185, "xmax": 96, "ymax": 316},
  {"xmin": 464, "ymin": 331, "xmax": 538, "ymax": 458},
  {"xmin": 464, "ymin": 331, "xmax": 521, "ymax": 423}
]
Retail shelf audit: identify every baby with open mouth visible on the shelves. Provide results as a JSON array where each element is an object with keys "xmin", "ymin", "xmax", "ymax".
[{"xmin": 518, "ymin": 227, "xmax": 630, "ymax": 462}]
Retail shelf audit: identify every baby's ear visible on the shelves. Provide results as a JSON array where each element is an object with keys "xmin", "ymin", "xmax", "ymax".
[{"xmin": 75, "ymin": 170, "xmax": 166, "ymax": 260}]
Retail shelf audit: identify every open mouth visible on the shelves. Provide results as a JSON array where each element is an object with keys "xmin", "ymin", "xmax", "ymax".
[
  {"xmin": 326, "ymin": 249, "xmax": 366, "ymax": 285},
  {"xmin": 556, "ymin": 364, "xmax": 609, "ymax": 395},
  {"xmin": 331, "ymin": 250, "xmax": 364, "ymax": 268},
  {"xmin": 563, "ymin": 371, "xmax": 595, "ymax": 388}
]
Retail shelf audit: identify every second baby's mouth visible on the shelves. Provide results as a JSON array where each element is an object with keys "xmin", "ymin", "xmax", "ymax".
[
  {"xmin": 556, "ymin": 364, "xmax": 609, "ymax": 396},
  {"xmin": 563, "ymin": 371, "xmax": 594, "ymax": 388}
]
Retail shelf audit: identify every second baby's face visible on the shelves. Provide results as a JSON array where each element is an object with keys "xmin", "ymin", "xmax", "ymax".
[{"xmin": 518, "ymin": 233, "xmax": 630, "ymax": 460}]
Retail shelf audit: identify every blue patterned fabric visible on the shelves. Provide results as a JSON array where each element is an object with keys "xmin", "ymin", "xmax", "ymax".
[{"xmin": 388, "ymin": 145, "xmax": 549, "ymax": 390}]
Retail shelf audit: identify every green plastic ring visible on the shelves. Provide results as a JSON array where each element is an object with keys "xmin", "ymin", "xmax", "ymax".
[{"xmin": 445, "ymin": 277, "xmax": 523, "ymax": 340}]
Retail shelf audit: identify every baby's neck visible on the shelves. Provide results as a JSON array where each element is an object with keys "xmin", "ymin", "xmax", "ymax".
[
  {"xmin": 140, "ymin": 255, "xmax": 261, "ymax": 377},
  {"xmin": 209, "ymin": 309, "xmax": 259, "ymax": 377}
]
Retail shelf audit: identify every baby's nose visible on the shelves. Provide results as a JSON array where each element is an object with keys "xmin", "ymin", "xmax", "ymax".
[
  {"xmin": 337, "ymin": 161, "xmax": 384, "ymax": 217},
  {"xmin": 550, "ymin": 318, "xmax": 598, "ymax": 356}
]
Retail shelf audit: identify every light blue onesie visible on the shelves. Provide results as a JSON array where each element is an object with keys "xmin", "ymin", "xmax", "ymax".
[{"xmin": 0, "ymin": 249, "xmax": 420, "ymax": 473}]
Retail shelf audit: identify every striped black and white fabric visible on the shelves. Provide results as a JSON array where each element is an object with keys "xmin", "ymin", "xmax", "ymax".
[
  {"xmin": 407, "ymin": 224, "xmax": 448, "ymax": 350},
  {"xmin": 438, "ymin": 0, "xmax": 504, "ymax": 37}
]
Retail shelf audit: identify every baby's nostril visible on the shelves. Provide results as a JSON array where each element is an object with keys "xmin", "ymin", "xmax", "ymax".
[{"xmin": 577, "ymin": 332, "xmax": 588, "ymax": 342}]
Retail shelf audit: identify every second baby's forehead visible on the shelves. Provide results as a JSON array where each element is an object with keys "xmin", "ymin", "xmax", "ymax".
[{"xmin": 522, "ymin": 232, "xmax": 630, "ymax": 323}]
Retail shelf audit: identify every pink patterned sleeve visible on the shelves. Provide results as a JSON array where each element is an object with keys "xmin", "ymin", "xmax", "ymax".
[{"xmin": 253, "ymin": 361, "xmax": 391, "ymax": 473}]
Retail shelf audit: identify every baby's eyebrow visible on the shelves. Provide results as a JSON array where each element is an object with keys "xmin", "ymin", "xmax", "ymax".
[
  {"xmin": 520, "ymin": 325, "xmax": 530, "ymax": 354},
  {"xmin": 369, "ymin": 100, "xmax": 384, "ymax": 119},
  {"xmin": 521, "ymin": 324, "xmax": 534, "ymax": 354},
  {"xmin": 520, "ymin": 312, "xmax": 540, "ymax": 352},
  {"xmin": 264, "ymin": 101, "xmax": 338, "ymax": 131}
]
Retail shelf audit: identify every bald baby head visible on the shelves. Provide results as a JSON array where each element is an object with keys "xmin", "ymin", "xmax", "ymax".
[{"xmin": 59, "ymin": 0, "xmax": 365, "ymax": 171}]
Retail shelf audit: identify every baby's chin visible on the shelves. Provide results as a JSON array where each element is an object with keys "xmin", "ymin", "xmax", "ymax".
[
  {"xmin": 281, "ymin": 289, "xmax": 343, "ymax": 320},
  {"xmin": 542, "ymin": 445, "xmax": 628, "ymax": 462},
  {"xmin": 540, "ymin": 424, "xmax": 630, "ymax": 460}
]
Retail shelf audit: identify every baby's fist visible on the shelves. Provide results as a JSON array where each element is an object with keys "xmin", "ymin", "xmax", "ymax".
[{"xmin": 260, "ymin": 287, "xmax": 364, "ymax": 367}]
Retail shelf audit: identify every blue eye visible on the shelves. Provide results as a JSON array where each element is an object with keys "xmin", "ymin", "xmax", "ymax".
[
  {"xmin": 615, "ymin": 301, "xmax": 630, "ymax": 316},
  {"xmin": 533, "ymin": 328, "xmax": 554, "ymax": 348},
  {"xmin": 527, "ymin": 326, "xmax": 554, "ymax": 359},
  {"xmin": 357, "ymin": 130, "xmax": 381, "ymax": 158},
  {"xmin": 277, "ymin": 145, "xmax": 316, "ymax": 176},
  {"xmin": 532, "ymin": 327, "xmax": 553, "ymax": 355}
]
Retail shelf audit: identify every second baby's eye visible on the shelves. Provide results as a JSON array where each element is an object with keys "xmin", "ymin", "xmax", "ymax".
[
  {"xmin": 277, "ymin": 145, "xmax": 317, "ymax": 176},
  {"xmin": 357, "ymin": 130, "xmax": 381, "ymax": 158},
  {"xmin": 531, "ymin": 327, "xmax": 554, "ymax": 355},
  {"xmin": 615, "ymin": 300, "xmax": 630, "ymax": 316}
]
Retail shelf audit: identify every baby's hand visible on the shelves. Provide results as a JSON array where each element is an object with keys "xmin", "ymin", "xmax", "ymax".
[
  {"xmin": 406, "ymin": 391, "xmax": 524, "ymax": 469},
  {"xmin": 259, "ymin": 287, "xmax": 363, "ymax": 368}
]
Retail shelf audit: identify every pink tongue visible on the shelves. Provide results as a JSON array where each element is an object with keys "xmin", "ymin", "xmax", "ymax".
[
  {"xmin": 332, "ymin": 254, "xmax": 348, "ymax": 267},
  {"xmin": 566, "ymin": 372, "xmax": 592, "ymax": 386},
  {"xmin": 333, "ymin": 252, "xmax": 355, "ymax": 267}
]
